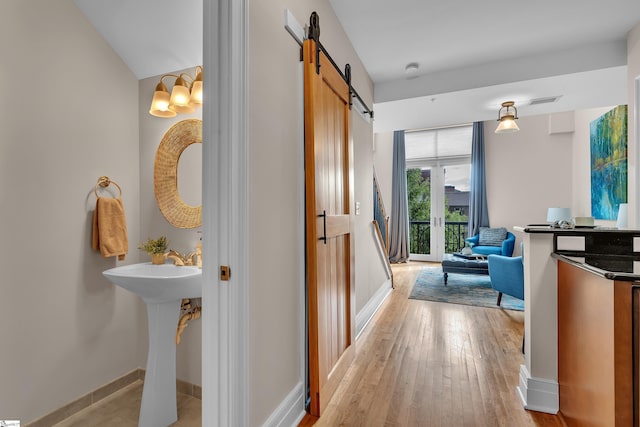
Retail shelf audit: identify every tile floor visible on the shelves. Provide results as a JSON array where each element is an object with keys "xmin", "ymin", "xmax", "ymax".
[{"xmin": 53, "ymin": 381, "xmax": 201, "ymax": 426}]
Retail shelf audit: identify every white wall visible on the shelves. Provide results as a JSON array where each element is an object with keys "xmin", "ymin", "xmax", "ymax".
[
  {"xmin": 0, "ymin": 1, "xmax": 143, "ymax": 423},
  {"xmin": 629, "ymin": 23, "xmax": 640, "ymax": 227},
  {"xmin": 480, "ymin": 107, "xmax": 631, "ymax": 245},
  {"xmin": 247, "ymin": 2, "xmax": 386, "ymax": 425},
  {"xmin": 139, "ymin": 71, "xmax": 202, "ymax": 386},
  {"xmin": 373, "ymin": 132, "xmax": 394, "ymax": 210},
  {"xmin": 485, "ymin": 117, "xmax": 574, "ymax": 254},
  {"xmin": 247, "ymin": 4, "xmax": 304, "ymax": 424},
  {"xmin": 353, "ymin": 113, "xmax": 390, "ymax": 315},
  {"xmin": 486, "ymin": 105, "xmax": 631, "ymax": 242}
]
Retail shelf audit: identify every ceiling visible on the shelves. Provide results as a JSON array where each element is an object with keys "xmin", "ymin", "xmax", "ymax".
[
  {"xmin": 74, "ymin": 0, "xmax": 640, "ymax": 132},
  {"xmin": 73, "ymin": 0, "xmax": 203, "ymax": 80}
]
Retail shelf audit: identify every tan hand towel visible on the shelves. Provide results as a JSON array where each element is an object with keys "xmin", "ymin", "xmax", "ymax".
[{"xmin": 92, "ymin": 197, "xmax": 128, "ymax": 260}]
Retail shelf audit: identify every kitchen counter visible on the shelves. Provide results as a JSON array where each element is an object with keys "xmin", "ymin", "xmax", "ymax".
[
  {"xmin": 555, "ymin": 255, "xmax": 637, "ymax": 426},
  {"xmin": 512, "ymin": 226, "xmax": 640, "ymax": 415},
  {"xmin": 551, "ymin": 253, "xmax": 640, "ymax": 281},
  {"xmin": 514, "ymin": 225, "xmax": 628, "ymax": 234}
]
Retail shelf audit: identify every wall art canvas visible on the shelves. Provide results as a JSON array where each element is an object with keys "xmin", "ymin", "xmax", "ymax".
[{"xmin": 590, "ymin": 105, "xmax": 628, "ymax": 220}]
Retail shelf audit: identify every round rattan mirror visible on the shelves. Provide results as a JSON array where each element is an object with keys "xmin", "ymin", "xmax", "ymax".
[{"xmin": 154, "ymin": 119, "xmax": 202, "ymax": 228}]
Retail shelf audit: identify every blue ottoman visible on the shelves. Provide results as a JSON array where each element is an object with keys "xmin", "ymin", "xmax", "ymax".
[{"xmin": 441, "ymin": 254, "xmax": 489, "ymax": 285}]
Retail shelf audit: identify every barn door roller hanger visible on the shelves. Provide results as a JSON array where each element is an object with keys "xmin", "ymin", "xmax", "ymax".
[{"xmin": 307, "ymin": 12, "xmax": 374, "ymax": 120}]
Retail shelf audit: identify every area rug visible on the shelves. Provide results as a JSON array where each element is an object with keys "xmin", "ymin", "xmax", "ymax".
[{"xmin": 409, "ymin": 268, "xmax": 524, "ymax": 311}]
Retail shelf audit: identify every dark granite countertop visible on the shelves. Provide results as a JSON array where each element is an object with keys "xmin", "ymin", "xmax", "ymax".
[
  {"xmin": 552, "ymin": 253, "xmax": 640, "ymax": 281},
  {"xmin": 514, "ymin": 225, "xmax": 639, "ymax": 235}
]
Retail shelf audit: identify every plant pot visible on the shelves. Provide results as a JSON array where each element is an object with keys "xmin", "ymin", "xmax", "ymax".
[{"xmin": 151, "ymin": 253, "xmax": 165, "ymax": 265}]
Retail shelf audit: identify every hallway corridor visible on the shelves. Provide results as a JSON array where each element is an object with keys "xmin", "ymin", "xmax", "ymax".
[{"xmin": 301, "ymin": 262, "xmax": 563, "ymax": 426}]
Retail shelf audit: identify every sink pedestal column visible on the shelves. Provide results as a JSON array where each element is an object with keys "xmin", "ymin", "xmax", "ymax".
[{"xmin": 139, "ymin": 300, "xmax": 181, "ymax": 427}]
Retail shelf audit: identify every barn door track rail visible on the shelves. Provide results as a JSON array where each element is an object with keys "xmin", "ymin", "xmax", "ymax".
[{"xmin": 307, "ymin": 12, "xmax": 374, "ymax": 120}]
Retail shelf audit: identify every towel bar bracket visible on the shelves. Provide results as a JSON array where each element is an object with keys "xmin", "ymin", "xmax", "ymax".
[
  {"xmin": 95, "ymin": 176, "xmax": 122, "ymax": 198},
  {"xmin": 97, "ymin": 176, "xmax": 111, "ymax": 188}
]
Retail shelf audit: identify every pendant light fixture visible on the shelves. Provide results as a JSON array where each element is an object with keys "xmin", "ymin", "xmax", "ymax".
[
  {"xmin": 495, "ymin": 101, "xmax": 519, "ymax": 133},
  {"xmin": 149, "ymin": 66, "xmax": 203, "ymax": 118}
]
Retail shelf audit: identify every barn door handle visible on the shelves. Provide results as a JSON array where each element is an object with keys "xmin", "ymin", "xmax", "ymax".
[{"xmin": 318, "ymin": 210, "xmax": 327, "ymax": 244}]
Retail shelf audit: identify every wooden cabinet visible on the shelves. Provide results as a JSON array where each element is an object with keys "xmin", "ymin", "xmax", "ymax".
[{"xmin": 557, "ymin": 260, "xmax": 636, "ymax": 426}]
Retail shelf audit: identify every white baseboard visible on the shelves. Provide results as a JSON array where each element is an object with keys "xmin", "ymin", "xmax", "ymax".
[
  {"xmin": 356, "ymin": 279, "xmax": 392, "ymax": 339},
  {"xmin": 516, "ymin": 364, "xmax": 559, "ymax": 414},
  {"xmin": 260, "ymin": 381, "xmax": 306, "ymax": 427}
]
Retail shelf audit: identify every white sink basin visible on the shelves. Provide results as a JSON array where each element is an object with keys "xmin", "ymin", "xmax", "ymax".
[
  {"xmin": 103, "ymin": 262, "xmax": 202, "ymax": 303},
  {"xmin": 102, "ymin": 262, "xmax": 203, "ymax": 426}
]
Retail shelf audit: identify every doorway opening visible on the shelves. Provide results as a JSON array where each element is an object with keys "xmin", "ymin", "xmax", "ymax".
[{"xmin": 406, "ymin": 125, "xmax": 472, "ymax": 262}]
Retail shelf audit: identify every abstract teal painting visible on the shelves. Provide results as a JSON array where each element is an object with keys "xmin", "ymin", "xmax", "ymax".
[{"xmin": 590, "ymin": 105, "xmax": 628, "ymax": 220}]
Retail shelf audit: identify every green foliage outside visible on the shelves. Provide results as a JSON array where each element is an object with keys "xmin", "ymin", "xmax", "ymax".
[
  {"xmin": 407, "ymin": 168, "xmax": 468, "ymax": 222},
  {"xmin": 407, "ymin": 168, "xmax": 430, "ymax": 221}
]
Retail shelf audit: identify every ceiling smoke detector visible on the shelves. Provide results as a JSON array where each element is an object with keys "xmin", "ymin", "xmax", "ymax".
[{"xmin": 405, "ymin": 62, "xmax": 419, "ymax": 78}]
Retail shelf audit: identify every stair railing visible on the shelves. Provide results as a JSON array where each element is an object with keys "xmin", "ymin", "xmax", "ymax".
[{"xmin": 373, "ymin": 169, "xmax": 393, "ymax": 287}]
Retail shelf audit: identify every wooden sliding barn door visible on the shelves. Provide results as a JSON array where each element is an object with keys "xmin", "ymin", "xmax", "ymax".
[{"xmin": 304, "ymin": 38, "xmax": 356, "ymax": 417}]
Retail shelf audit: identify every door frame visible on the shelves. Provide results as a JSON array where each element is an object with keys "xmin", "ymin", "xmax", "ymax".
[
  {"xmin": 407, "ymin": 163, "xmax": 445, "ymax": 262},
  {"xmin": 408, "ymin": 157, "xmax": 471, "ymax": 262},
  {"xmin": 635, "ymin": 76, "xmax": 640, "ymax": 228},
  {"xmin": 202, "ymin": 0, "xmax": 249, "ymax": 426}
]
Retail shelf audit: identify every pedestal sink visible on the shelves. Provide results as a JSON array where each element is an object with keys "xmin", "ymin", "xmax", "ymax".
[{"xmin": 103, "ymin": 263, "xmax": 202, "ymax": 427}]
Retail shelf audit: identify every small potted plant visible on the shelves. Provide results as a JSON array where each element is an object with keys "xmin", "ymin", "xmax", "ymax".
[{"xmin": 138, "ymin": 236, "xmax": 168, "ymax": 265}]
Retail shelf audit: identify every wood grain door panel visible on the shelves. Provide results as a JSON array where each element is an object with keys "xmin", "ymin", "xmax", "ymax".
[{"xmin": 304, "ymin": 38, "xmax": 355, "ymax": 417}]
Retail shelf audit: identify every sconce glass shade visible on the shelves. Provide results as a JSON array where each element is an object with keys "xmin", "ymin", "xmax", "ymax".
[
  {"xmin": 495, "ymin": 116, "xmax": 520, "ymax": 133},
  {"xmin": 189, "ymin": 69, "xmax": 203, "ymax": 107},
  {"xmin": 149, "ymin": 67, "xmax": 203, "ymax": 118},
  {"xmin": 189, "ymin": 80, "xmax": 203, "ymax": 107},
  {"xmin": 495, "ymin": 101, "xmax": 520, "ymax": 134},
  {"xmin": 169, "ymin": 77, "xmax": 195, "ymax": 113},
  {"xmin": 149, "ymin": 82, "xmax": 177, "ymax": 118}
]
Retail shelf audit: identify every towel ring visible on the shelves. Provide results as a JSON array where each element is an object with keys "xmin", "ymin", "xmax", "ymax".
[{"xmin": 95, "ymin": 176, "xmax": 122, "ymax": 198}]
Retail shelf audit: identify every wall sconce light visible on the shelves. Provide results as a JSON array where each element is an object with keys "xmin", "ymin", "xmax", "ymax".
[
  {"xmin": 495, "ymin": 101, "xmax": 520, "ymax": 134},
  {"xmin": 149, "ymin": 66, "xmax": 203, "ymax": 118}
]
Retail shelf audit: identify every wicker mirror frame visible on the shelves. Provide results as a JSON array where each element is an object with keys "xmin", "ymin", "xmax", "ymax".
[{"xmin": 154, "ymin": 119, "xmax": 202, "ymax": 228}]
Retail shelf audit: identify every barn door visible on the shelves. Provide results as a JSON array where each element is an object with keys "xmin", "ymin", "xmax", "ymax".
[{"xmin": 304, "ymin": 36, "xmax": 356, "ymax": 417}]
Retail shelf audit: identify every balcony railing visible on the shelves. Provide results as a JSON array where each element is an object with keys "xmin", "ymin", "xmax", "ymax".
[{"xmin": 409, "ymin": 220, "xmax": 469, "ymax": 255}]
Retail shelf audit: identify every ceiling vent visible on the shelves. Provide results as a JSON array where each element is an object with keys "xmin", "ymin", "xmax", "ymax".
[{"xmin": 529, "ymin": 96, "xmax": 562, "ymax": 106}]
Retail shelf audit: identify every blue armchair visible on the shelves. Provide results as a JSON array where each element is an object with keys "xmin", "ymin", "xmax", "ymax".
[
  {"xmin": 487, "ymin": 254, "xmax": 524, "ymax": 306},
  {"xmin": 466, "ymin": 231, "xmax": 515, "ymax": 257},
  {"xmin": 488, "ymin": 253, "xmax": 525, "ymax": 353}
]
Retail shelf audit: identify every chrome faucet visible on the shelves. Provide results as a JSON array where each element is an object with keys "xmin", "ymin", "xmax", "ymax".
[{"xmin": 165, "ymin": 249, "xmax": 197, "ymax": 266}]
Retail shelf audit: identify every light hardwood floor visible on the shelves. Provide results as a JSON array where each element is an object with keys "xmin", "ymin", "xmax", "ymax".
[
  {"xmin": 52, "ymin": 381, "xmax": 201, "ymax": 426},
  {"xmin": 301, "ymin": 262, "xmax": 564, "ymax": 427}
]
